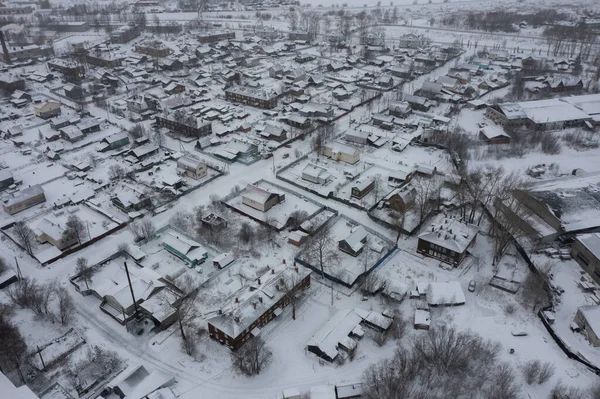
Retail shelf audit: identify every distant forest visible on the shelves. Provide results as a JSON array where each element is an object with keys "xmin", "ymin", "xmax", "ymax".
[{"xmin": 441, "ymin": 10, "xmax": 568, "ymax": 33}]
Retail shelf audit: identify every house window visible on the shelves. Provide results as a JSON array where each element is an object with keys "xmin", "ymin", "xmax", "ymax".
[{"xmin": 578, "ymin": 253, "xmax": 590, "ymax": 266}]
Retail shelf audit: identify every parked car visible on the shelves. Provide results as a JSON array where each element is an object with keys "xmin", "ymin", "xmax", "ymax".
[
  {"xmin": 468, "ymin": 280, "xmax": 476, "ymax": 292},
  {"xmin": 282, "ymin": 153, "xmax": 290, "ymax": 159}
]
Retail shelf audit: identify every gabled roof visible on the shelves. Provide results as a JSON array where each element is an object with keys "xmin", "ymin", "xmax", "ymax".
[{"xmin": 340, "ymin": 226, "xmax": 367, "ymax": 253}]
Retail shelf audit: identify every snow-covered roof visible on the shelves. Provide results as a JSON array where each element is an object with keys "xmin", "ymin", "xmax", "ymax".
[
  {"xmin": 336, "ymin": 383, "xmax": 363, "ymax": 399},
  {"xmin": 578, "ymin": 305, "xmax": 600, "ymax": 339},
  {"xmin": 324, "ymin": 141, "xmax": 359, "ymax": 157},
  {"xmin": 525, "ymin": 172, "xmax": 600, "ymax": 233},
  {"xmin": 112, "ymin": 184, "xmax": 146, "ymax": 208},
  {"xmin": 309, "ymin": 385, "xmax": 336, "ymax": 399},
  {"xmin": 576, "ymin": 233, "xmax": 600, "ymax": 261},
  {"xmin": 213, "ymin": 252, "xmax": 234, "ymax": 267},
  {"xmin": 3, "ymin": 185, "xmax": 44, "ymax": 207},
  {"xmin": 104, "ymin": 131, "xmax": 129, "ymax": 144},
  {"xmin": 302, "ymin": 163, "xmax": 330, "ymax": 180},
  {"xmin": 106, "ymin": 364, "xmax": 175, "ymax": 399},
  {"xmin": 307, "ymin": 309, "xmax": 363, "ymax": 361},
  {"xmin": 177, "ymin": 155, "xmax": 204, "ymax": 171},
  {"xmin": 418, "ymin": 214, "xmax": 478, "ymax": 254},
  {"xmin": 0, "ymin": 372, "xmax": 39, "ymax": 399},
  {"xmin": 131, "ymin": 144, "xmax": 159, "ymax": 158},
  {"xmin": 340, "ymin": 226, "xmax": 367, "ymax": 253},
  {"xmin": 208, "ymin": 268, "xmax": 310, "ymax": 339},
  {"xmin": 242, "ymin": 184, "xmax": 280, "ymax": 205},
  {"xmin": 162, "ymin": 232, "xmax": 206, "ymax": 261},
  {"xmin": 480, "ymin": 125, "xmax": 510, "ymax": 139},
  {"xmin": 36, "ymin": 217, "xmax": 67, "ymax": 241},
  {"xmin": 414, "ymin": 309, "xmax": 431, "ymax": 327},
  {"xmin": 425, "ymin": 281, "xmax": 466, "ymax": 306}
]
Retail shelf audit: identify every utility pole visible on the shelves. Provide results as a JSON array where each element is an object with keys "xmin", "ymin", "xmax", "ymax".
[
  {"xmin": 124, "ymin": 262, "xmax": 139, "ymax": 317},
  {"xmin": 14, "ymin": 257, "xmax": 22, "ymax": 280},
  {"xmin": 37, "ymin": 346, "xmax": 46, "ymax": 370}
]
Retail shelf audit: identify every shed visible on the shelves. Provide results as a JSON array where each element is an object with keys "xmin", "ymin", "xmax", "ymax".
[{"xmin": 213, "ymin": 253, "xmax": 235, "ymax": 269}]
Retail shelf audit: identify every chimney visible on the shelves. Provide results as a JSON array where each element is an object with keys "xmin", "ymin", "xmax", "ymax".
[
  {"xmin": 295, "ymin": 266, "xmax": 299, "ymax": 273},
  {"xmin": 0, "ymin": 31, "xmax": 11, "ymax": 65},
  {"xmin": 271, "ymin": 269, "xmax": 275, "ymax": 274},
  {"xmin": 257, "ymin": 278, "xmax": 261, "ymax": 285},
  {"xmin": 235, "ymin": 297, "xmax": 239, "ymax": 303},
  {"xmin": 258, "ymin": 296, "xmax": 263, "ymax": 303},
  {"xmin": 253, "ymin": 302, "xmax": 257, "ymax": 309}
]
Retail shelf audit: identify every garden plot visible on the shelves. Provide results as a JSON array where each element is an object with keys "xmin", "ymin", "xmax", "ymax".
[
  {"xmin": 278, "ymin": 155, "xmax": 366, "ymax": 198},
  {"xmin": 297, "ymin": 215, "xmax": 394, "ymax": 287},
  {"xmin": 0, "ymin": 141, "xmax": 35, "ymax": 170},
  {"xmin": 30, "ymin": 328, "xmax": 86, "ymax": 371},
  {"xmin": 225, "ymin": 180, "xmax": 324, "ymax": 230}
]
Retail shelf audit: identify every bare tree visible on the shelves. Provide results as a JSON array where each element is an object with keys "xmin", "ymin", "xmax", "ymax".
[
  {"xmin": 286, "ymin": 210, "xmax": 308, "ymax": 230},
  {"xmin": 7, "ymin": 277, "xmax": 37, "ymax": 309},
  {"xmin": 550, "ymin": 382, "xmax": 586, "ymax": 399},
  {"xmin": 117, "ymin": 242, "xmax": 129, "ymax": 255},
  {"xmin": 0, "ymin": 257, "xmax": 7, "ymax": 275},
  {"xmin": 75, "ymin": 257, "xmax": 93, "ymax": 289},
  {"xmin": 65, "ymin": 214, "xmax": 87, "ymax": 244},
  {"xmin": 521, "ymin": 262, "xmax": 552, "ymax": 312},
  {"xmin": 108, "ymin": 164, "xmax": 126, "ymax": 181},
  {"xmin": 173, "ymin": 274, "xmax": 200, "ymax": 356},
  {"xmin": 363, "ymin": 326, "xmax": 511, "ymax": 399},
  {"xmin": 484, "ymin": 363, "xmax": 521, "ymax": 399},
  {"xmin": 153, "ymin": 129, "xmax": 165, "ymax": 147},
  {"xmin": 129, "ymin": 221, "xmax": 142, "ymax": 241},
  {"xmin": 230, "ymin": 336, "xmax": 272, "ymax": 376},
  {"xmin": 413, "ymin": 177, "xmax": 441, "ymax": 225},
  {"xmin": 538, "ymin": 361, "xmax": 555, "ymax": 384},
  {"xmin": 52, "ymin": 285, "xmax": 74, "ymax": 325},
  {"xmin": 13, "ymin": 221, "xmax": 35, "ymax": 256},
  {"xmin": 287, "ymin": 7, "xmax": 298, "ymax": 31},
  {"xmin": 523, "ymin": 359, "xmax": 541, "ymax": 384},
  {"xmin": 170, "ymin": 211, "xmax": 192, "ymax": 233},
  {"xmin": 305, "ymin": 227, "xmax": 338, "ymax": 279},
  {"xmin": 0, "ymin": 318, "xmax": 27, "ymax": 382},
  {"xmin": 278, "ymin": 270, "xmax": 302, "ymax": 320},
  {"xmin": 139, "ymin": 219, "xmax": 156, "ymax": 240},
  {"xmin": 237, "ymin": 222, "xmax": 254, "ymax": 244}
]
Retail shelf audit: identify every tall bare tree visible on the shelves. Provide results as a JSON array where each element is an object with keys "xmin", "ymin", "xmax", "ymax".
[
  {"xmin": 0, "ymin": 257, "xmax": 7, "ymax": 275},
  {"xmin": 413, "ymin": 177, "xmax": 441, "ymax": 225},
  {"xmin": 230, "ymin": 336, "xmax": 272, "ymax": 376},
  {"xmin": 305, "ymin": 227, "xmax": 338, "ymax": 279},
  {"xmin": 65, "ymin": 214, "xmax": 87, "ymax": 244},
  {"xmin": 56, "ymin": 286, "xmax": 75, "ymax": 325},
  {"xmin": 278, "ymin": 270, "xmax": 303, "ymax": 320},
  {"xmin": 173, "ymin": 274, "xmax": 200, "ymax": 356},
  {"xmin": 75, "ymin": 257, "xmax": 93, "ymax": 289},
  {"xmin": 0, "ymin": 318, "xmax": 27, "ymax": 382},
  {"xmin": 13, "ymin": 221, "xmax": 35, "ymax": 256},
  {"xmin": 139, "ymin": 219, "xmax": 156, "ymax": 240}
]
